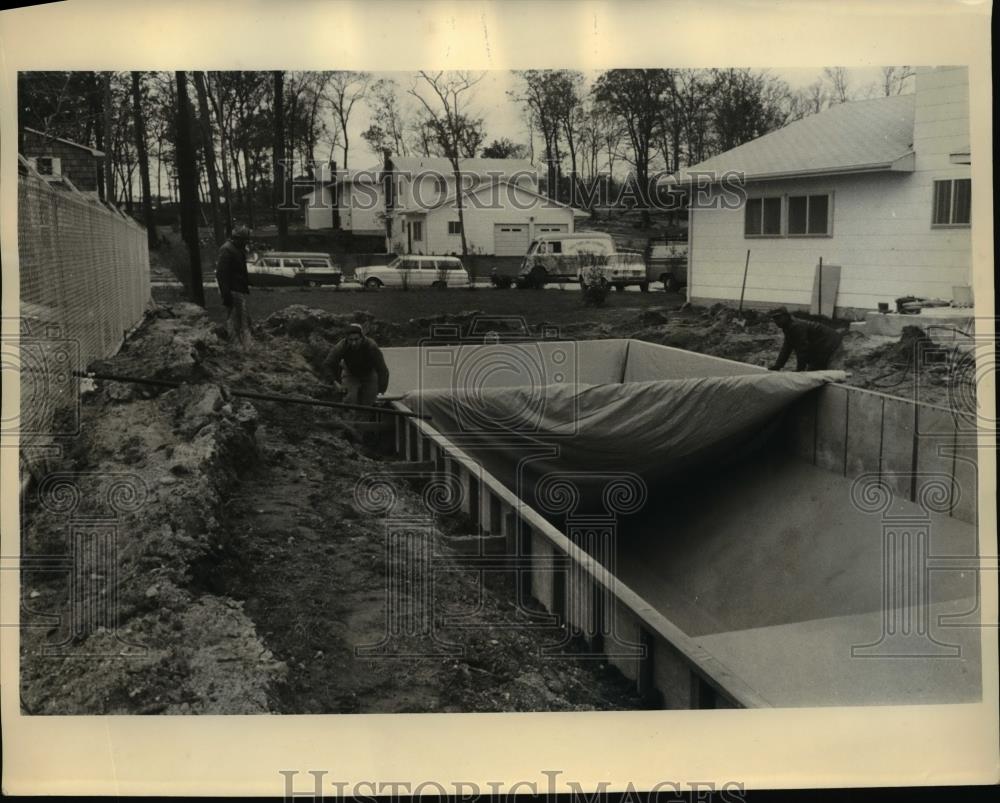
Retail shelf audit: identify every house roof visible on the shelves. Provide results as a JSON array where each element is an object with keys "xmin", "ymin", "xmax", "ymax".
[
  {"xmin": 672, "ymin": 93, "xmax": 915, "ymax": 183},
  {"xmin": 22, "ymin": 126, "xmax": 105, "ymax": 158},
  {"xmin": 414, "ymin": 176, "xmax": 589, "ymax": 219},
  {"xmin": 390, "ymin": 156, "xmax": 536, "ymax": 178}
]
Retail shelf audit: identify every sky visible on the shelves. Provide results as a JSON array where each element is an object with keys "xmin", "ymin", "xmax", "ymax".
[{"xmin": 326, "ymin": 67, "xmax": 913, "ymax": 171}]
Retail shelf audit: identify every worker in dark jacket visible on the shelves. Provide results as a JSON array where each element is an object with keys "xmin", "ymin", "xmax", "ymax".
[
  {"xmin": 322, "ymin": 323, "xmax": 390, "ymax": 414},
  {"xmin": 215, "ymin": 226, "xmax": 252, "ymax": 349},
  {"xmin": 768, "ymin": 307, "xmax": 844, "ymax": 371}
]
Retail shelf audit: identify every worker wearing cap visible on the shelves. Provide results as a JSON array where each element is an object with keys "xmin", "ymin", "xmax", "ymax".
[
  {"xmin": 215, "ymin": 225, "xmax": 253, "ymax": 349},
  {"xmin": 768, "ymin": 307, "xmax": 844, "ymax": 371},
  {"xmin": 322, "ymin": 323, "xmax": 390, "ymax": 412}
]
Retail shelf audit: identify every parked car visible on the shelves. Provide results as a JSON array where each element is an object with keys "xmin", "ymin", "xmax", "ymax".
[
  {"xmin": 515, "ymin": 232, "xmax": 615, "ymax": 288},
  {"xmin": 579, "ymin": 251, "xmax": 650, "ymax": 292},
  {"xmin": 247, "ymin": 252, "xmax": 342, "ymax": 287},
  {"xmin": 354, "ymin": 255, "xmax": 469, "ymax": 289},
  {"xmin": 648, "ymin": 239, "xmax": 688, "ymax": 292}
]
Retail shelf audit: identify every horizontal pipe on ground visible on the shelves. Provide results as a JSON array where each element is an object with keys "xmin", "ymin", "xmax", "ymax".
[{"xmin": 75, "ymin": 369, "xmax": 429, "ymax": 419}]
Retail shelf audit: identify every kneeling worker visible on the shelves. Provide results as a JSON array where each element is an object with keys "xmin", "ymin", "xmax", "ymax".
[
  {"xmin": 768, "ymin": 307, "xmax": 844, "ymax": 371},
  {"xmin": 322, "ymin": 323, "xmax": 390, "ymax": 412}
]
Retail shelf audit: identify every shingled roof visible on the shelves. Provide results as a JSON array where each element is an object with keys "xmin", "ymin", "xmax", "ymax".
[{"xmin": 674, "ymin": 93, "xmax": 915, "ymax": 183}]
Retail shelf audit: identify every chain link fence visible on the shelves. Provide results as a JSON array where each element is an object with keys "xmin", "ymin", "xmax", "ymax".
[{"xmin": 12, "ymin": 174, "xmax": 151, "ymax": 477}]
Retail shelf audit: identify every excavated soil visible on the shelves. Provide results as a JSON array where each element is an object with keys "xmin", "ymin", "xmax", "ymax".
[{"xmin": 20, "ymin": 303, "xmax": 645, "ymax": 714}]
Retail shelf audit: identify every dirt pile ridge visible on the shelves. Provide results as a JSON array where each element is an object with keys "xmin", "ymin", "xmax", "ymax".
[{"xmin": 21, "ymin": 303, "xmax": 646, "ymax": 714}]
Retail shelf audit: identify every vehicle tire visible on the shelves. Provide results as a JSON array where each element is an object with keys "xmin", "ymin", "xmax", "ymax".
[
  {"xmin": 365, "ymin": 277, "xmax": 382, "ymax": 290},
  {"xmin": 613, "ymin": 283, "xmax": 625, "ymax": 292},
  {"xmin": 639, "ymin": 282, "xmax": 650, "ymax": 293},
  {"xmin": 529, "ymin": 265, "xmax": 548, "ymax": 289},
  {"xmin": 664, "ymin": 276, "xmax": 680, "ymax": 293},
  {"xmin": 431, "ymin": 281, "xmax": 446, "ymax": 290},
  {"xmin": 304, "ymin": 280, "xmax": 319, "ymax": 288}
]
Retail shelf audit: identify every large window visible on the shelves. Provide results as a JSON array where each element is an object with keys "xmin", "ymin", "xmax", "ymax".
[
  {"xmin": 744, "ymin": 197, "xmax": 782, "ymax": 236},
  {"xmin": 448, "ymin": 221, "xmax": 462, "ymax": 235},
  {"xmin": 745, "ymin": 193, "xmax": 832, "ymax": 238},
  {"xmin": 932, "ymin": 178, "xmax": 971, "ymax": 226},
  {"xmin": 787, "ymin": 194, "xmax": 830, "ymax": 235},
  {"xmin": 412, "ymin": 221, "xmax": 423, "ymax": 242}
]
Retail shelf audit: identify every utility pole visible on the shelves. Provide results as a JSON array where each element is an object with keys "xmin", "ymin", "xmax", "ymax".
[
  {"xmin": 130, "ymin": 72, "xmax": 158, "ymax": 250},
  {"xmin": 174, "ymin": 71, "xmax": 205, "ymax": 306}
]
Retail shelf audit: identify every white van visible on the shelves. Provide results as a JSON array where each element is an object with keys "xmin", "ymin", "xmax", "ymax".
[
  {"xmin": 516, "ymin": 232, "xmax": 615, "ymax": 288},
  {"xmin": 580, "ymin": 251, "xmax": 650, "ymax": 292}
]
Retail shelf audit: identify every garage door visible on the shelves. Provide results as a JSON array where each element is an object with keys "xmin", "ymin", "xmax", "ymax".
[{"xmin": 494, "ymin": 224, "xmax": 530, "ymax": 256}]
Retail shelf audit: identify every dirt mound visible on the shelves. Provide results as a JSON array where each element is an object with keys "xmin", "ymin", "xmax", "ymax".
[{"xmin": 21, "ymin": 311, "xmax": 289, "ymax": 714}]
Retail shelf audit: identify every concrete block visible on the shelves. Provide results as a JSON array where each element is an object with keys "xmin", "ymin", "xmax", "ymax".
[
  {"xmin": 566, "ymin": 562, "xmax": 595, "ymax": 636},
  {"xmin": 530, "ymin": 531, "xmax": 556, "ymax": 611},
  {"xmin": 652, "ymin": 637, "xmax": 696, "ymax": 709},
  {"xmin": 606, "ymin": 607, "xmax": 642, "ymax": 683},
  {"xmin": 815, "ymin": 385, "xmax": 849, "ymax": 475},
  {"xmin": 915, "ymin": 406, "xmax": 957, "ymax": 514},
  {"xmin": 845, "ymin": 391, "xmax": 884, "ymax": 480},
  {"xmin": 951, "ymin": 443, "xmax": 978, "ymax": 525},
  {"xmin": 880, "ymin": 398, "xmax": 918, "ymax": 502}
]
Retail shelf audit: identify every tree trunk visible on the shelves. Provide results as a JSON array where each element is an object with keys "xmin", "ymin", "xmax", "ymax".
[
  {"xmin": 193, "ymin": 72, "xmax": 225, "ymax": 247},
  {"xmin": 174, "ymin": 71, "xmax": 205, "ymax": 306},
  {"xmin": 102, "ymin": 72, "xmax": 115, "ymax": 206},
  {"xmin": 130, "ymin": 72, "xmax": 158, "ymax": 249},
  {"xmin": 451, "ymin": 163, "xmax": 468, "ymax": 257},
  {"xmin": 242, "ymin": 147, "xmax": 256, "ymax": 229},
  {"xmin": 273, "ymin": 71, "xmax": 289, "ymax": 249},
  {"xmin": 210, "ymin": 79, "xmax": 234, "ymax": 235}
]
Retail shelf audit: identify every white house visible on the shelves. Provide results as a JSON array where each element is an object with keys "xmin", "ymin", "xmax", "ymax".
[
  {"xmin": 674, "ymin": 66, "xmax": 971, "ymax": 314},
  {"xmin": 302, "ymin": 164, "xmax": 384, "ymax": 236},
  {"xmin": 304, "ymin": 154, "xmax": 589, "ymax": 255}
]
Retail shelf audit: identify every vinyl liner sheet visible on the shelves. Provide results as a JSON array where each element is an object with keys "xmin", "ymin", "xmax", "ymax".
[{"xmin": 404, "ymin": 370, "xmax": 845, "ymax": 506}]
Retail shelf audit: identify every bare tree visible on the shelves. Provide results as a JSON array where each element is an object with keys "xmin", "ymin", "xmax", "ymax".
[
  {"xmin": 408, "ymin": 71, "xmax": 485, "ymax": 256},
  {"xmin": 193, "ymin": 72, "xmax": 225, "ymax": 247},
  {"xmin": 823, "ymin": 67, "xmax": 852, "ymax": 104},
  {"xmin": 174, "ymin": 71, "xmax": 205, "ymax": 306},
  {"xmin": 130, "ymin": 72, "xmax": 158, "ymax": 249},
  {"xmin": 362, "ymin": 78, "xmax": 409, "ymax": 158},
  {"xmin": 324, "ymin": 71, "xmax": 371, "ymax": 169},
  {"xmin": 102, "ymin": 72, "xmax": 115, "ymax": 206},
  {"xmin": 881, "ymin": 66, "xmax": 916, "ymax": 96},
  {"xmin": 273, "ymin": 70, "xmax": 289, "ymax": 250}
]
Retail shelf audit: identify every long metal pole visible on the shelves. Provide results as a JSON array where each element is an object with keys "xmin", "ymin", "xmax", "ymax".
[
  {"xmin": 73, "ymin": 370, "xmax": 429, "ymax": 419},
  {"xmin": 738, "ymin": 249, "xmax": 751, "ymax": 313}
]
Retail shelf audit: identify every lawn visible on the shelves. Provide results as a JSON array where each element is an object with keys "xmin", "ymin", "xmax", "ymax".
[{"xmin": 156, "ymin": 283, "xmax": 688, "ymax": 328}]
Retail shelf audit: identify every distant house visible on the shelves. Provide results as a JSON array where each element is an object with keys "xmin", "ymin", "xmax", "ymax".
[
  {"xmin": 301, "ymin": 162, "xmax": 384, "ymax": 236},
  {"xmin": 303, "ymin": 154, "xmax": 589, "ymax": 256},
  {"xmin": 20, "ymin": 127, "xmax": 105, "ymax": 198},
  {"xmin": 672, "ymin": 66, "xmax": 971, "ymax": 314}
]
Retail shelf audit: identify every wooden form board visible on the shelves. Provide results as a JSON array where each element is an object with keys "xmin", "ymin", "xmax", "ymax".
[{"xmin": 811, "ymin": 263, "xmax": 841, "ymax": 317}]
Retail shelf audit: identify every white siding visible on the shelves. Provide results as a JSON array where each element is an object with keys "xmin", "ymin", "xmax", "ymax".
[
  {"xmin": 689, "ymin": 67, "xmax": 971, "ymax": 312},
  {"xmin": 340, "ymin": 182, "xmax": 384, "ymax": 235},
  {"xmin": 424, "ymin": 183, "xmax": 576, "ymax": 255},
  {"xmin": 305, "ymin": 187, "xmax": 334, "ymax": 229}
]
